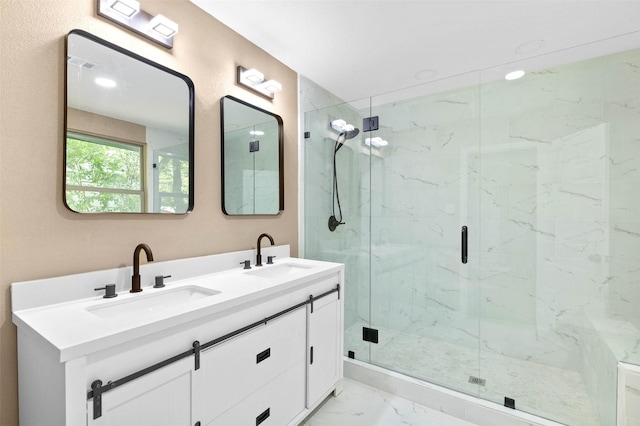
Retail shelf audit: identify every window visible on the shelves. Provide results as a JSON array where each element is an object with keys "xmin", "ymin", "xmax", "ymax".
[{"xmin": 65, "ymin": 133, "xmax": 144, "ymax": 213}]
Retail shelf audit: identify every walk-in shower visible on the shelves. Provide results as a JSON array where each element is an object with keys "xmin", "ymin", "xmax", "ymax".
[{"xmin": 303, "ymin": 38, "xmax": 640, "ymax": 425}]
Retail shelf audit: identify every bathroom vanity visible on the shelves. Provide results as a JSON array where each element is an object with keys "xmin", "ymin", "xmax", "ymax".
[{"xmin": 12, "ymin": 246, "xmax": 344, "ymax": 426}]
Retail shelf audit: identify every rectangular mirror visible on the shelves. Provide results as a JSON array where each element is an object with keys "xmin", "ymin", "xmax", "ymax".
[
  {"xmin": 221, "ymin": 96, "xmax": 284, "ymax": 215},
  {"xmin": 65, "ymin": 29, "xmax": 194, "ymax": 213}
]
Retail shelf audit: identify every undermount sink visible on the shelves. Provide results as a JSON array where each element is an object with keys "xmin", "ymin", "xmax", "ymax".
[
  {"xmin": 244, "ymin": 263, "xmax": 312, "ymax": 279},
  {"xmin": 87, "ymin": 285, "xmax": 221, "ymax": 318}
]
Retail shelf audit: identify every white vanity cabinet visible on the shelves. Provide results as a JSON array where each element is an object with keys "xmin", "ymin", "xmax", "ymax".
[
  {"xmin": 195, "ymin": 308, "xmax": 307, "ymax": 425},
  {"xmin": 13, "ymin": 254, "xmax": 343, "ymax": 426},
  {"xmin": 307, "ymin": 289, "xmax": 341, "ymax": 407},
  {"xmin": 87, "ymin": 357, "xmax": 194, "ymax": 426}
]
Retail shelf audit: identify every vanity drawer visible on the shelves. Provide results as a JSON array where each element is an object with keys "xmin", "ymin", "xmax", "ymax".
[
  {"xmin": 205, "ymin": 361, "xmax": 306, "ymax": 426},
  {"xmin": 195, "ymin": 308, "xmax": 306, "ymax": 423}
]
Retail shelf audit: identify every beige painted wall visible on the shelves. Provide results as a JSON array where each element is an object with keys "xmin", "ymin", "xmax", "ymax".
[{"xmin": 0, "ymin": 1, "xmax": 298, "ymax": 424}]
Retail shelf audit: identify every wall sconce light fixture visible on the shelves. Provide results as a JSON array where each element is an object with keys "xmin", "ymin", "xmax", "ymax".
[
  {"xmin": 97, "ymin": 0, "xmax": 178, "ymax": 49},
  {"xmin": 237, "ymin": 66, "xmax": 282, "ymax": 99},
  {"xmin": 110, "ymin": 0, "xmax": 140, "ymax": 18},
  {"xmin": 149, "ymin": 14, "xmax": 179, "ymax": 38}
]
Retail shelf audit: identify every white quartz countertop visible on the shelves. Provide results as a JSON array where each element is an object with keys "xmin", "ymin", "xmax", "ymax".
[{"xmin": 13, "ymin": 257, "xmax": 343, "ymax": 362}]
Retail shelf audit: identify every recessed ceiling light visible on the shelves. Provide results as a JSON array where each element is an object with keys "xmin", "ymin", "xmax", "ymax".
[
  {"xmin": 505, "ymin": 70, "xmax": 525, "ymax": 81},
  {"xmin": 95, "ymin": 77, "xmax": 117, "ymax": 88},
  {"xmin": 414, "ymin": 69, "xmax": 438, "ymax": 81},
  {"xmin": 515, "ymin": 39, "xmax": 545, "ymax": 55}
]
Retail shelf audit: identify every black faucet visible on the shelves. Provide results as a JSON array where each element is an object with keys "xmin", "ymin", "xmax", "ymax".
[
  {"xmin": 256, "ymin": 233, "xmax": 274, "ymax": 266},
  {"xmin": 131, "ymin": 243, "xmax": 154, "ymax": 293}
]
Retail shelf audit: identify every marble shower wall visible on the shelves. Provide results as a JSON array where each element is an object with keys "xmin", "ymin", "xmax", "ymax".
[
  {"xmin": 223, "ymin": 121, "xmax": 280, "ymax": 214},
  {"xmin": 302, "ymin": 47, "xmax": 640, "ymax": 425},
  {"xmin": 365, "ymin": 86, "xmax": 481, "ymax": 352}
]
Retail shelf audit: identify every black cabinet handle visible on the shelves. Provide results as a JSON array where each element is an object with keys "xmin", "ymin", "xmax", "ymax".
[
  {"xmin": 256, "ymin": 408, "xmax": 270, "ymax": 425},
  {"xmin": 310, "ymin": 346, "xmax": 314, "ymax": 365},
  {"xmin": 461, "ymin": 226, "xmax": 468, "ymax": 264},
  {"xmin": 256, "ymin": 348, "xmax": 271, "ymax": 364}
]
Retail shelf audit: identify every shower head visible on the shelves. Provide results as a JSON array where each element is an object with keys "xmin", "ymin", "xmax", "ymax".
[
  {"xmin": 335, "ymin": 128, "xmax": 359, "ymax": 152},
  {"xmin": 331, "ymin": 120, "xmax": 360, "ymax": 152},
  {"xmin": 330, "ymin": 119, "xmax": 360, "ymax": 140},
  {"xmin": 343, "ymin": 128, "xmax": 359, "ymax": 140}
]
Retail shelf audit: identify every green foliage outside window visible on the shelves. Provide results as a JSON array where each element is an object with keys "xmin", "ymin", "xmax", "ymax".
[
  {"xmin": 156, "ymin": 153, "xmax": 189, "ymax": 213},
  {"xmin": 65, "ymin": 134, "xmax": 143, "ymax": 213}
]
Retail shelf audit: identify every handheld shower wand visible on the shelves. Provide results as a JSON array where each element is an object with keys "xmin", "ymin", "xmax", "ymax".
[{"xmin": 328, "ymin": 120, "xmax": 360, "ymax": 232}]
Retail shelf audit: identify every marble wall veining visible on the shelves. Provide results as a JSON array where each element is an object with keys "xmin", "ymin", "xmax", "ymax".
[
  {"xmin": 303, "ymin": 47, "xmax": 640, "ymax": 426},
  {"xmin": 223, "ymin": 121, "xmax": 280, "ymax": 214}
]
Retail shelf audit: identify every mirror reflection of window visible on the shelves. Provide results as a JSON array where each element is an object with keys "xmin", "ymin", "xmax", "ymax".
[
  {"xmin": 154, "ymin": 147, "xmax": 190, "ymax": 213},
  {"xmin": 66, "ymin": 134, "xmax": 144, "ymax": 213}
]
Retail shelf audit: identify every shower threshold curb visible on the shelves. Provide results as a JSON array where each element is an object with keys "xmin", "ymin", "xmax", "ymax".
[{"xmin": 344, "ymin": 358, "xmax": 565, "ymax": 426}]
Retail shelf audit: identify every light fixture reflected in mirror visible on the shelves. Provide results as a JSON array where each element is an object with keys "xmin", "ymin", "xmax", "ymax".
[
  {"xmin": 237, "ymin": 66, "xmax": 282, "ymax": 100},
  {"xmin": 97, "ymin": 0, "xmax": 178, "ymax": 49},
  {"xmin": 94, "ymin": 77, "xmax": 117, "ymax": 88},
  {"xmin": 365, "ymin": 137, "xmax": 389, "ymax": 148}
]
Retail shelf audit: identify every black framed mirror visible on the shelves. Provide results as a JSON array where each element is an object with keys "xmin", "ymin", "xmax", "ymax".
[
  {"xmin": 64, "ymin": 29, "xmax": 194, "ymax": 213},
  {"xmin": 221, "ymin": 96, "xmax": 284, "ymax": 215}
]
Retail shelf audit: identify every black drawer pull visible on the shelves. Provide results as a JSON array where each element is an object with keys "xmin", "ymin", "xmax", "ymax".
[
  {"xmin": 310, "ymin": 346, "xmax": 314, "ymax": 365},
  {"xmin": 256, "ymin": 348, "xmax": 271, "ymax": 364},
  {"xmin": 256, "ymin": 407, "xmax": 270, "ymax": 425}
]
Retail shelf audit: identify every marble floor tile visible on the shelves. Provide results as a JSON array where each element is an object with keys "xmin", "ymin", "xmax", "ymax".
[
  {"xmin": 343, "ymin": 321, "xmax": 600, "ymax": 426},
  {"xmin": 301, "ymin": 378, "xmax": 477, "ymax": 426}
]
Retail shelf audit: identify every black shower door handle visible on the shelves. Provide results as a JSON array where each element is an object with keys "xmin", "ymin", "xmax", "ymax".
[{"xmin": 461, "ymin": 226, "xmax": 468, "ymax": 264}]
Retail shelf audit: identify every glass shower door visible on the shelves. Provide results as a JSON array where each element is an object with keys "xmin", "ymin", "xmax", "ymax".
[{"xmin": 366, "ymin": 77, "xmax": 483, "ymax": 397}]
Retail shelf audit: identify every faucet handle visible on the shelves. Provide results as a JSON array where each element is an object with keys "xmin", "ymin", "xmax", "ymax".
[
  {"xmin": 267, "ymin": 255, "xmax": 276, "ymax": 264},
  {"xmin": 240, "ymin": 260, "xmax": 252, "ymax": 270},
  {"xmin": 154, "ymin": 275, "xmax": 171, "ymax": 288},
  {"xmin": 95, "ymin": 284, "xmax": 117, "ymax": 299}
]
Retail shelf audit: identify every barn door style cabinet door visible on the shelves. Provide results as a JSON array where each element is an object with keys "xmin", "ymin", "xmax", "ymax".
[
  {"xmin": 87, "ymin": 357, "xmax": 194, "ymax": 426},
  {"xmin": 306, "ymin": 289, "xmax": 342, "ymax": 407}
]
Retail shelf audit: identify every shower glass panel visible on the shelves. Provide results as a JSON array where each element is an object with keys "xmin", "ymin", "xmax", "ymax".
[
  {"xmin": 303, "ymin": 94, "xmax": 372, "ymax": 363},
  {"xmin": 302, "ymin": 41, "xmax": 640, "ymax": 426},
  {"xmin": 366, "ymin": 75, "xmax": 483, "ymax": 397},
  {"xmin": 475, "ymin": 46, "xmax": 640, "ymax": 426}
]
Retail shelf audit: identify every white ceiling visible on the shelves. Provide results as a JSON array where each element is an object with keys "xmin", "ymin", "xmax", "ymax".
[{"xmin": 190, "ymin": 0, "xmax": 640, "ymax": 102}]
